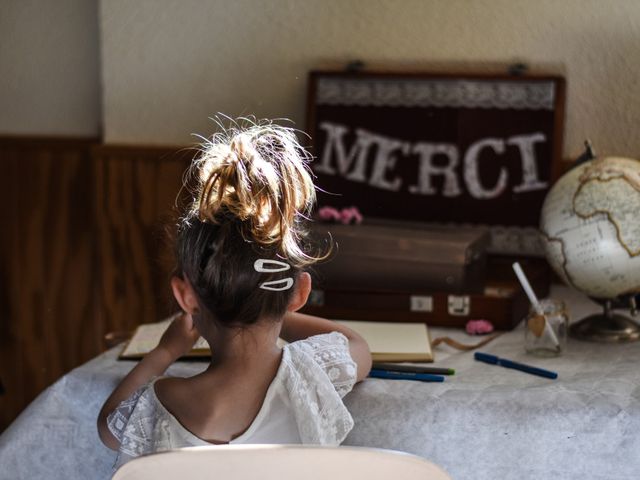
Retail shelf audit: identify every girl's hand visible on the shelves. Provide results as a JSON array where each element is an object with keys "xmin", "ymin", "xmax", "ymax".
[{"xmin": 157, "ymin": 313, "xmax": 201, "ymax": 361}]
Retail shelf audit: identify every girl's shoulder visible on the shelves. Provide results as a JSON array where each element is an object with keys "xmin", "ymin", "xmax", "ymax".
[
  {"xmin": 274, "ymin": 332, "xmax": 357, "ymax": 444},
  {"xmin": 107, "ymin": 377, "xmax": 206, "ymax": 467},
  {"xmin": 284, "ymin": 331, "xmax": 357, "ymax": 398},
  {"xmin": 152, "ymin": 376, "xmax": 187, "ymax": 414},
  {"xmin": 106, "ymin": 379, "xmax": 164, "ymax": 442},
  {"xmin": 297, "ymin": 330, "xmax": 350, "ymax": 348}
]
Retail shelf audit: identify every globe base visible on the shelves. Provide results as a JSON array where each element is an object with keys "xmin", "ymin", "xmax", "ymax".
[{"xmin": 570, "ymin": 313, "xmax": 640, "ymax": 343}]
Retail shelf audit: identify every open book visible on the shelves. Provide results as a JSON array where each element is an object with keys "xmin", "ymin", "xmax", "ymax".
[
  {"xmin": 120, "ymin": 317, "xmax": 211, "ymax": 359},
  {"xmin": 335, "ymin": 320, "xmax": 433, "ymax": 362},
  {"xmin": 120, "ymin": 316, "xmax": 433, "ymax": 363}
]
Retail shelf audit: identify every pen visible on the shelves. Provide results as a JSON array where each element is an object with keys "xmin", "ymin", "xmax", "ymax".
[
  {"xmin": 372, "ymin": 362, "xmax": 455, "ymax": 376},
  {"xmin": 474, "ymin": 352, "xmax": 558, "ymax": 379},
  {"xmin": 368, "ymin": 369, "xmax": 445, "ymax": 382}
]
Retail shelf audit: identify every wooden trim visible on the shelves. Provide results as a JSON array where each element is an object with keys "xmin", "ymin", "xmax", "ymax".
[
  {"xmin": 309, "ymin": 69, "xmax": 565, "ymax": 82},
  {"xmin": 91, "ymin": 143, "xmax": 195, "ymax": 159},
  {"xmin": 551, "ymin": 77, "xmax": 567, "ymax": 182},
  {"xmin": 0, "ymin": 135, "xmax": 99, "ymax": 149}
]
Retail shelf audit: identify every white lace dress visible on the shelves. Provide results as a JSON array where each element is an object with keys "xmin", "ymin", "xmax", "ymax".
[{"xmin": 107, "ymin": 332, "xmax": 358, "ymax": 467}]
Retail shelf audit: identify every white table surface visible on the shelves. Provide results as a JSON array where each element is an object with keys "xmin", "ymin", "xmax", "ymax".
[{"xmin": 1, "ymin": 285, "xmax": 639, "ymax": 480}]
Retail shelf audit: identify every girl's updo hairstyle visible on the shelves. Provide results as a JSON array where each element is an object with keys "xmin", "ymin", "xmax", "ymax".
[{"xmin": 176, "ymin": 119, "xmax": 325, "ymax": 328}]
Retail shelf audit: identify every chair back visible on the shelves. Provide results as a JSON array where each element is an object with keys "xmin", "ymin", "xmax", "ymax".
[{"xmin": 112, "ymin": 444, "xmax": 452, "ymax": 480}]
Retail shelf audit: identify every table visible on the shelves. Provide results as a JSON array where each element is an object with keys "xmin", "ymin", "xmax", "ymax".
[{"xmin": 1, "ymin": 286, "xmax": 639, "ymax": 480}]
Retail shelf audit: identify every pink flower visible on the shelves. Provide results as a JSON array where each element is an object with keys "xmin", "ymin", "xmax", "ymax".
[
  {"xmin": 466, "ymin": 319, "xmax": 494, "ymax": 335},
  {"xmin": 317, "ymin": 206, "xmax": 364, "ymax": 225},
  {"xmin": 318, "ymin": 206, "xmax": 341, "ymax": 222},
  {"xmin": 339, "ymin": 207, "xmax": 363, "ymax": 225}
]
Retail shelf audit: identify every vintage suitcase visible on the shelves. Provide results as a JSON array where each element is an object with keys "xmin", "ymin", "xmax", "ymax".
[
  {"xmin": 304, "ymin": 70, "xmax": 565, "ymax": 330},
  {"xmin": 303, "ymin": 257, "xmax": 550, "ymax": 330},
  {"xmin": 311, "ymin": 222, "xmax": 490, "ymax": 293}
]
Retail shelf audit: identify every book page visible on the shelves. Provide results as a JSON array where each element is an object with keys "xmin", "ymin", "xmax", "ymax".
[
  {"xmin": 335, "ymin": 320, "xmax": 432, "ymax": 362},
  {"xmin": 120, "ymin": 318, "xmax": 431, "ymax": 362},
  {"xmin": 120, "ymin": 317, "xmax": 210, "ymax": 359}
]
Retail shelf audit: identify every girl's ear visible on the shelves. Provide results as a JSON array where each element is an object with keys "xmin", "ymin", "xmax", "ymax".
[
  {"xmin": 171, "ymin": 276, "xmax": 200, "ymax": 314},
  {"xmin": 287, "ymin": 272, "xmax": 311, "ymax": 312}
]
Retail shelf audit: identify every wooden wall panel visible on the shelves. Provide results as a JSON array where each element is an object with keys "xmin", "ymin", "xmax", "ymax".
[
  {"xmin": 0, "ymin": 143, "xmax": 21, "ymax": 431},
  {"xmin": 0, "ymin": 139, "xmax": 194, "ymax": 432},
  {"xmin": 92, "ymin": 146, "xmax": 194, "ymax": 339},
  {"xmin": 0, "ymin": 137, "xmax": 96, "ymax": 431}
]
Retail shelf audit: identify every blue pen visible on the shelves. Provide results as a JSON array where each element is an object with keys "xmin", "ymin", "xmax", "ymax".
[
  {"xmin": 368, "ymin": 369, "xmax": 445, "ymax": 382},
  {"xmin": 474, "ymin": 352, "xmax": 558, "ymax": 379}
]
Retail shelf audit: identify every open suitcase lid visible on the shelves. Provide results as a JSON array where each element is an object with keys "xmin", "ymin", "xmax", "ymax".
[{"xmin": 306, "ymin": 70, "xmax": 566, "ymax": 256}]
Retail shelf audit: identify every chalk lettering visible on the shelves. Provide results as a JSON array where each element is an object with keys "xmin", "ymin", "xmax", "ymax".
[
  {"xmin": 509, "ymin": 132, "xmax": 548, "ymax": 193},
  {"xmin": 464, "ymin": 138, "xmax": 508, "ymax": 199},
  {"xmin": 366, "ymin": 131, "xmax": 408, "ymax": 192},
  {"xmin": 409, "ymin": 143, "xmax": 461, "ymax": 197},
  {"xmin": 315, "ymin": 122, "xmax": 549, "ymax": 199},
  {"xmin": 316, "ymin": 123, "xmax": 372, "ymax": 183}
]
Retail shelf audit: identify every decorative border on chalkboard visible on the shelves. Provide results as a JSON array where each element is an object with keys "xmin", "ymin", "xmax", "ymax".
[{"xmin": 316, "ymin": 78, "xmax": 556, "ymax": 110}]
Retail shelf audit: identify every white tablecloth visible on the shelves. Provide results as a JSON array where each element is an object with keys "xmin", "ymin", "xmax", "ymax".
[{"xmin": 1, "ymin": 286, "xmax": 639, "ymax": 480}]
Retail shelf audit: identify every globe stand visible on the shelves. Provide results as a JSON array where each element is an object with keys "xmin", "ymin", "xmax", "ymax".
[{"xmin": 570, "ymin": 298, "xmax": 640, "ymax": 343}]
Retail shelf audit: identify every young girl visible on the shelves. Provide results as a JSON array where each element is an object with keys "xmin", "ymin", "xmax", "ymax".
[{"xmin": 97, "ymin": 120, "xmax": 372, "ymax": 467}]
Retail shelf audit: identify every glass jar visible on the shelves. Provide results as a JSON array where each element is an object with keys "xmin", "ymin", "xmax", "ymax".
[{"xmin": 524, "ymin": 298, "xmax": 569, "ymax": 356}]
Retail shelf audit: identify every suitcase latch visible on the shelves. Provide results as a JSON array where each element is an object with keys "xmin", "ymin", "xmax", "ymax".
[
  {"xmin": 447, "ymin": 295, "xmax": 471, "ymax": 316},
  {"xmin": 410, "ymin": 295, "xmax": 434, "ymax": 312}
]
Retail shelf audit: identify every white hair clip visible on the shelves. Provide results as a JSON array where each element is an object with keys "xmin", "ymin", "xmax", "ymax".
[
  {"xmin": 254, "ymin": 259, "xmax": 291, "ymax": 273},
  {"xmin": 254, "ymin": 259, "xmax": 293, "ymax": 291},
  {"xmin": 258, "ymin": 278, "xmax": 294, "ymax": 291}
]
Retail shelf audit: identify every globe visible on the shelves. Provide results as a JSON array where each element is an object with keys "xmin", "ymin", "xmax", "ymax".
[
  {"xmin": 539, "ymin": 156, "xmax": 640, "ymax": 342},
  {"xmin": 540, "ymin": 156, "xmax": 640, "ymax": 300}
]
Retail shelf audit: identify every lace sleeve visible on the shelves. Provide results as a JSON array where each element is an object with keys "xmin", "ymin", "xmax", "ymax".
[
  {"xmin": 301, "ymin": 332, "xmax": 358, "ymax": 398},
  {"xmin": 106, "ymin": 386, "xmax": 147, "ymax": 443}
]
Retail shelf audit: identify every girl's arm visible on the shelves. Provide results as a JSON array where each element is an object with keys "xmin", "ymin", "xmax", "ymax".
[
  {"xmin": 97, "ymin": 314, "xmax": 200, "ymax": 450},
  {"xmin": 280, "ymin": 311, "xmax": 372, "ymax": 382}
]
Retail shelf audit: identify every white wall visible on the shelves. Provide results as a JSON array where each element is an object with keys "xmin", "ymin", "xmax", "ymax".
[
  {"xmin": 2, "ymin": 0, "xmax": 639, "ymax": 158},
  {"xmin": 99, "ymin": 0, "xmax": 640, "ymax": 158},
  {"xmin": 0, "ymin": 0, "xmax": 101, "ymax": 136}
]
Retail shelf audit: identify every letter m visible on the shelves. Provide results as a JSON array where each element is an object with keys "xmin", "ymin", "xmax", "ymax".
[{"xmin": 315, "ymin": 122, "xmax": 372, "ymax": 182}]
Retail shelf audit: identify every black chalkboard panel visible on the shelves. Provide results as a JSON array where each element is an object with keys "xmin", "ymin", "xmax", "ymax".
[{"xmin": 306, "ymin": 71, "xmax": 565, "ymax": 255}]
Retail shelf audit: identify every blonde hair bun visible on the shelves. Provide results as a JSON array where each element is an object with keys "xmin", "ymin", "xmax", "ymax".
[{"xmin": 191, "ymin": 119, "xmax": 319, "ymax": 267}]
